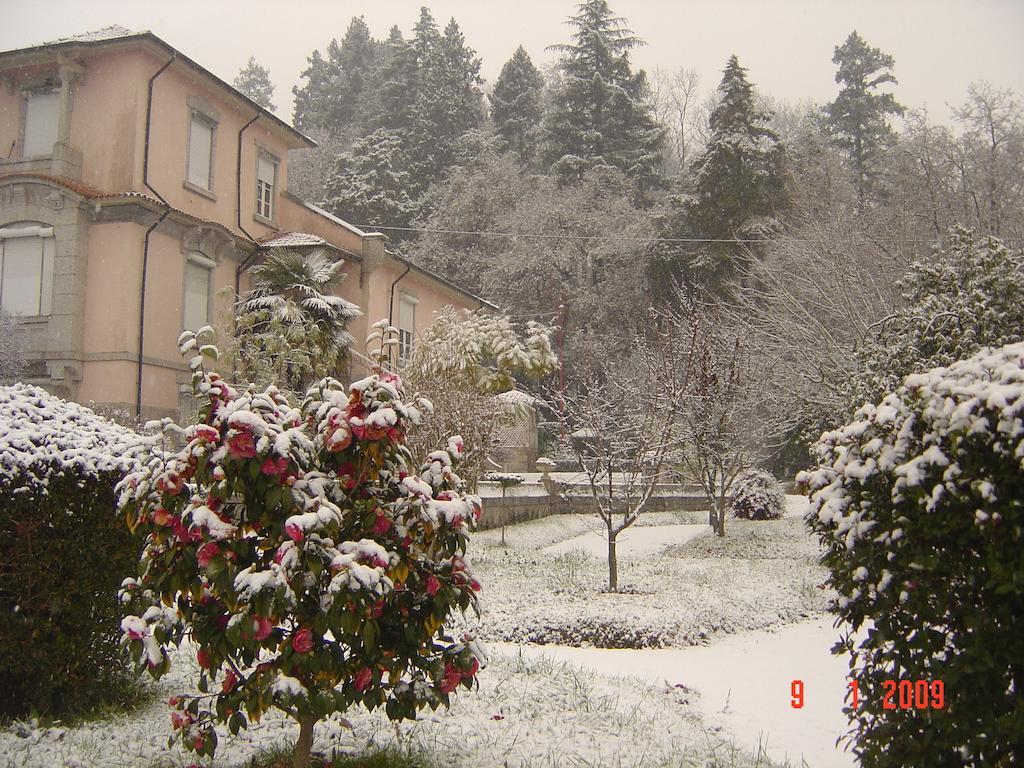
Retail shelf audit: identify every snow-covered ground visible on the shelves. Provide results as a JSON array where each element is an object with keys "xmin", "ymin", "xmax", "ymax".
[
  {"xmin": 540, "ymin": 521, "xmax": 710, "ymax": 558},
  {"xmin": 493, "ymin": 615, "xmax": 855, "ymax": 768}
]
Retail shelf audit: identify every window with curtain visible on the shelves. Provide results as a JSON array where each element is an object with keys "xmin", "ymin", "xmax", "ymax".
[
  {"xmin": 0, "ymin": 225, "xmax": 55, "ymax": 316},
  {"xmin": 256, "ymin": 152, "xmax": 277, "ymax": 220},
  {"xmin": 187, "ymin": 112, "xmax": 215, "ymax": 190},
  {"xmin": 183, "ymin": 252, "xmax": 214, "ymax": 331},
  {"xmin": 23, "ymin": 90, "xmax": 59, "ymax": 157}
]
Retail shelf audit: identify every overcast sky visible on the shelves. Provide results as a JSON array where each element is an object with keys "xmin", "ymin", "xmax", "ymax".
[{"xmin": 3, "ymin": 0, "xmax": 1022, "ymax": 125}]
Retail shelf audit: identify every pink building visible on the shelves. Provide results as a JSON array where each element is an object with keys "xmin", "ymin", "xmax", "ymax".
[{"xmin": 0, "ymin": 26, "xmax": 493, "ymax": 421}]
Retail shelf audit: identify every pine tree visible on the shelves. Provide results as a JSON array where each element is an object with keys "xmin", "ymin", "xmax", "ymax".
[
  {"xmin": 233, "ymin": 56, "xmax": 276, "ymax": 111},
  {"xmin": 292, "ymin": 17, "xmax": 382, "ymax": 132},
  {"xmin": 679, "ymin": 55, "xmax": 787, "ymax": 293},
  {"xmin": 542, "ymin": 0, "xmax": 665, "ymax": 199},
  {"xmin": 492, "ymin": 46, "xmax": 545, "ymax": 163},
  {"xmin": 323, "ymin": 128, "xmax": 416, "ymax": 230},
  {"xmin": 825, "ymin": 31, "xmax": 904, "ymax": 207}
]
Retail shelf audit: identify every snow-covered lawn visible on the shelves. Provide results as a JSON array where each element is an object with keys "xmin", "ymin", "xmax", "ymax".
[
  {"xmin": 2, "ymin": 497, "xmax": 847, "ymax": 768},
  {"xmin": 540, "ymin": 521, "xmax": 710, "ymax": 558}
]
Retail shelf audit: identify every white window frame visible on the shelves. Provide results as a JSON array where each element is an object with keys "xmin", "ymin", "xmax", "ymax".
[
  {"xmin": 183, "ymin": 251, "xmax": 215, "ymax": 331},
  {"xmin": 0, "ymin": 224, "xmax": 55, "ymax": 317},
  {"xmin": 255, "ymin": 150, "xmax": 278, "ymax": 223},
  {"xmin": 185, "ymin": 110, "xmax": 216, "ymax": 194}
]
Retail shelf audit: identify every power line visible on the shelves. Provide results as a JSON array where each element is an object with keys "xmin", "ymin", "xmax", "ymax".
[{"xmin": 353, "ymin": 223, "xmax": 1022, "ymax": 247}]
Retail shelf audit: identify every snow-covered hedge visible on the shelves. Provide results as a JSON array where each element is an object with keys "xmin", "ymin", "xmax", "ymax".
[
  {"xmin": 0, "ymin": 385, "xmax": 153, "ymax": 717},
  {"xmin": 730, "ymin": 469, "xmax": 785, "ymax": 520},
  {"xmin": 800, "ymin": 343, "xmax": 1024, "ymax": 767}
]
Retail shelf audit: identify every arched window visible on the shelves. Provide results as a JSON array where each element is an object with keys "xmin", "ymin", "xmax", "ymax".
[{"xmin": 0, "ymin": 223, "xmax": 55, "ymax": 316}]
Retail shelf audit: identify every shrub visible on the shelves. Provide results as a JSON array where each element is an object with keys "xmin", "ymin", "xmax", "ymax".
[
  {"xmin": 730, "ymin": 469, "xmax": 785, "ymax": 520},
  {"xmin": 117, "ymin": 325, "xmax": 486, "ymax": 768},
  {"xmin": 0, "ymin": 384, "xmax": 152, "ymax": 717},
  {"xmin": 800, "ymin": 343, "xmax": 1024, "ymax": 767}
]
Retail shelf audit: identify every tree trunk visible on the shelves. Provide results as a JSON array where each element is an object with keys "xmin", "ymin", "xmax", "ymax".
[
  {"xmin": 607, "ymin": 533, "xmax": 618, "ymax": 592},
  {"xmin": 292, "ymin": 716, "xmax": 316, "ymax": 768},
  {"xmin": 716, "ymin": 504, "xmax": 726, "ymax": 537}
]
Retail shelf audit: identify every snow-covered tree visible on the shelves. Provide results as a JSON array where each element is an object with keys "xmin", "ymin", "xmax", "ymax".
[
  {"xmin": 729, "ymin": 469, "xmax": 785, "ymax": 521},
  {"xmin": 118, "ymin": 325, "xmax": 485, "ymax": 768},
  {"xmin": 543, "ymin": 0, "xmax": 665, "ymax": 199},
  {"xmin": 0, "ymin": 308, "xmax": 26, "ymax": 382},
  {"xmin": 802, "ymin": 342, "xmax": 1024, "ymax": 767},
  {"xmin": 323, "ymin": 128, "xmax": 416, "ymax": 229},
  {"xmin": 232, "ymin": 56, "xmax": 276, "ymax": 112},
  {"xmin": 674, "ymin": 55, "xmax": 787, "ymax": 293},
  {"xmin": 225, "ymin": 249, "xmax": 360, "ymax": 398},
  {"xmin": 402, "ymin": 308, "xmax": 557, "ymax": 489},
  {"xmin": 649, "ymin": 66, "xmax": 704, "ymax": 176},
  {"xmin": 848, "ymin": 226, "xmax": 1024, "ymax": 411},
  {"xmin": 491, "ymin": 46, "xmax": 545, "ymax": 163},
  {"xmin": 825, "ymin": 31, "xmax": 904, "ymax": 207}
]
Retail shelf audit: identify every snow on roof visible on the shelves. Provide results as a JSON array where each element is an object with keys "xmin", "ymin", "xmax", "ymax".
[
  {"xmin": 257, "ymin": 231, "xmax": 329, "ymax": 248},
  {"xmin": 42, "ymin": 25, "xmax": 137, "ymax": 45},
  {"xmin": 0, "ymin": 384, "xmax": 155, "ymax": 493},
  {"xmin": 298, "ymin": 200, "xmax": 368, "ymax": 238}
]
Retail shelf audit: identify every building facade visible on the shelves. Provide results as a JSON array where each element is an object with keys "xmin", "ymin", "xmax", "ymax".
[{"xmin": 0, "ymin": 26, "xmax": 492, "ymax": 421}]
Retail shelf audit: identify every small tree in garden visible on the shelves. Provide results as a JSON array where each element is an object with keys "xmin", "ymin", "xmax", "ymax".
[
  {"xmin": 117, "ymin": 323, "xmax": 486, "ymax": 768},
  {"xmin": 801, "ymin": 343, "xmax": 1024, "ymax": 767},
  {"xmin": 483, "ymin": 471, "xmax": 524, "ymax": 545},
  {"xmin": 553, "ymin": 325, "xmax": 694, "ymax": 591},
  {"xmin": 729, "ymin": 469, "xmax": 785, "ymax": 520},
  {"xmin": 402, "ymin": 307, "xmax": 557, "ymax": 489}
]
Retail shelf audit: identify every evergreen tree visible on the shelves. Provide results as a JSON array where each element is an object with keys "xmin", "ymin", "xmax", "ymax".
[
  {"xmin": 825, "ymin": 31, "xmax": 904, "ymax": 207},
  {"xmin": 492, "ymin": 46, "xmax": 545, "ymax": 163},
  {"xmin": 323, "ymin": 129, "xmax": 416, "ymax": 230},
  {"xmin": 373, "ymin": 25, "xmax": 419, "ymax": 133},
  {"xmin": 542, "ymin": 0, "xmax": 665, "ymax": 199},
  {"xmin": 233, "ymin": 56, "xmax": 276, "ymax": 111},
  {"xmin": 292, "ymin": 17, "xmax": 383, "ymax": 132},
  {"xmin": 681, "ymin": 55, "xmax": 787, "ymax": 293}
]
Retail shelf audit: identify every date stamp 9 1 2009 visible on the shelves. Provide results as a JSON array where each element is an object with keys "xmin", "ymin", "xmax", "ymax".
[{"xmin": 790, "ymin": 679, "xmax": 946, "ymax": 710}]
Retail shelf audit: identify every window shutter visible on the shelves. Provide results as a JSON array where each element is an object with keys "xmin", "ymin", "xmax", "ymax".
[
  {"xmin": 23, "ymin": 91, "xmax": 59, "ymax": 157},
  {"xmin": 258, "ymin": 155, "xmax": 275, "ymax": 184},
  {"xmin": 1, "ymin": 236, "xmax": 45, "ymax": 315},
  {"xmin": 183, "ymin": 260, "xmax": 211, "ymax": 330},
  {"xmin": 399, "ymin": 296, "xmax": 416, "ymax": 332},
  {"xmin": 188, "ymin": 115, "xmax": 213, "ymax": 188}
]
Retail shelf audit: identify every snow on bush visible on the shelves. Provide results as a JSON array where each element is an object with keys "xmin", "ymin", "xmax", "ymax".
[
  {"xmin": 0, "ymin": 384, "xmax": 155, "ymax": 717},
  {"xmin": 116, "ymin": 325, "xmax": 486, "ymax": 766},
  {"xmin": 0, "ymin": 383, "xmax": 152, "ymax": 492},
  {"xmin": 729, "ymin": 469, "xmax": 785, "ymax": 520},
  {"xmin": 800, "ymin": 342, "xmax": 1024, "ymax": 767}
]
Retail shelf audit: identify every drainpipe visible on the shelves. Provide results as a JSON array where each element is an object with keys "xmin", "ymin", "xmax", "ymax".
[
  {"xmin": 234, "ymin": 112, "xmax": 262, "ymax": 297},
  {"xmin": 136, "ymin": 54, "xmax": 175, "ymax": 422},
  {"xmin": 387, "ymin": 262, "xmax": 412, "ymax": 368}
]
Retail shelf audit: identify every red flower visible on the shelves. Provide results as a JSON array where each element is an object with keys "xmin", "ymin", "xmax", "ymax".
[
  {"xmin": 325, "ymin": 423, "xmax": 352, "ymax": 452},
  {"xmin": 227, "ymin": 431, "xmax": 257, "ymax": 459},
  {"xmin": 285, "ymin": 522, "xmax": 304, "ymax": 543},
  {"xmin": 425, "ymin": 575, "xmax": 441, "ymax": 596},
  {"xmin": 196, "ymin": 542, "xmax": 220, "ymax": 568},
  {"xmin": 292, "ymin": 627, "xmax": 314, "ymax": 654},
  {"xmin": 439, "ymin": 663, "xmax": 462, "ymax": 693},
  {"xmin": 372, "ymin": 514, "xmax": 392, "ymax": 535},
  {"xmin": 215, "ymin": 613, "xmax": 229, "ymax": 630},
  {"xmin": 353, "ymin": 666, "xmax": 373, "ymax": 692},
  {"xmin": 158, "ymin": 471, "xmax": 184, "ymax": 496},
  {"xmin": 221, "ymin": 669, "xmax": 238, "ymax": 694},
  {"xmin": 152, "ymin": 507, "xmax": 173, "ymax": 526},
  {"xmin": 260, "ymin": 456, "xmax": 289, "ymax": 476},
  {"xmin": 470, "ymin": 578, "xmax": 482, "ymax": 593},
  {"xmin": 193, "ymin": 425, "xmax": 219, "ymax": 443},
  {"xmin": 466, "ymin": 657, "xmax": 480, "ymax": 677},
  {"xmin": 196, "ymin": 648, "xmax": 212, "ymax": 669},
  {"xmin": 253, "ymin": 615, "xmax": 273, "ymax": 641}
]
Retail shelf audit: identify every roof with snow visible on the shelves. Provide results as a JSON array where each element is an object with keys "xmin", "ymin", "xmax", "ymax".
[
  {"xmin": 43, "ymin": 25, "xmax": 136, "ymax": 45},
  {"xmin": 257, "ymin": 231, "xmax": 329, "ymax": 248},
  {"xmin": 497, "ymin": 389, "xmax": 536, "ymax": 406},
  {"xmin": 0, "ymin": 383, "xmax": 155, "ymax": 492}
]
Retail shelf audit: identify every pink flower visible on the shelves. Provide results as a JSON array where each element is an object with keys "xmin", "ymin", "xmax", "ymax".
[
  {"xmin": 292, "ymin": 627, "xmax": 314, "ymax": 654},
  {"xmin": 196, "ymin": 542, "xmax": 220, "ymax": 568},
  {"xmin": 470, "ymin": 578, "xmax": 482, "ymax": 593},
  {"xmin": 152, "ymin": 507, "xmax": 173, "ymax": 526},
  {"xmin": 193, "ymin": 425, "xmax": 219, "ymax": 443},
  {"xmin": 227, "ymin": 431, "xmax": 257, "ymax": 459},
  {"xmin": 353, "ymin": 666, "xmax": 373, "ymax": 692},
  {"xmin": 439, "ymin": 663, "xmax": 462, "ymax": 693},
  {"xmin": 170, "ymin": 711, "xmax": 186, "ymax": 729},
  {"xmin": 158, "ymin": 472, "xmax": 184, "ymax": 496},
  {"xmin": 260, "ymin": 456, "xmax": 289, "ymax": 476},
  {"xmin": 285, "ymin": 522, "xmax": 304, "ymax": 543},
  {"xmin": 253, "ymin": 615, "xmax": 273, "ymax": 641},
  {"xmin": 372, "ymin": 514, "xmax": 392, "ymax": 535},
  {"xmin": 425, "ymin": 575, "xmax": 441, "ymax": 596}
]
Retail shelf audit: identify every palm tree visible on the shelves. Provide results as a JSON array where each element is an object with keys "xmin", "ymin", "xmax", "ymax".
[{"xmin": 233, "ymin": 248, "xmax": 361, "ymax": 395}]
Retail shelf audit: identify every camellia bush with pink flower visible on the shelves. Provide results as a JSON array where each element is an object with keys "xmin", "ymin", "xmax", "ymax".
[{"xmin": 117, "ymin": 324, "xmax": 486, "ymax": 768}]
